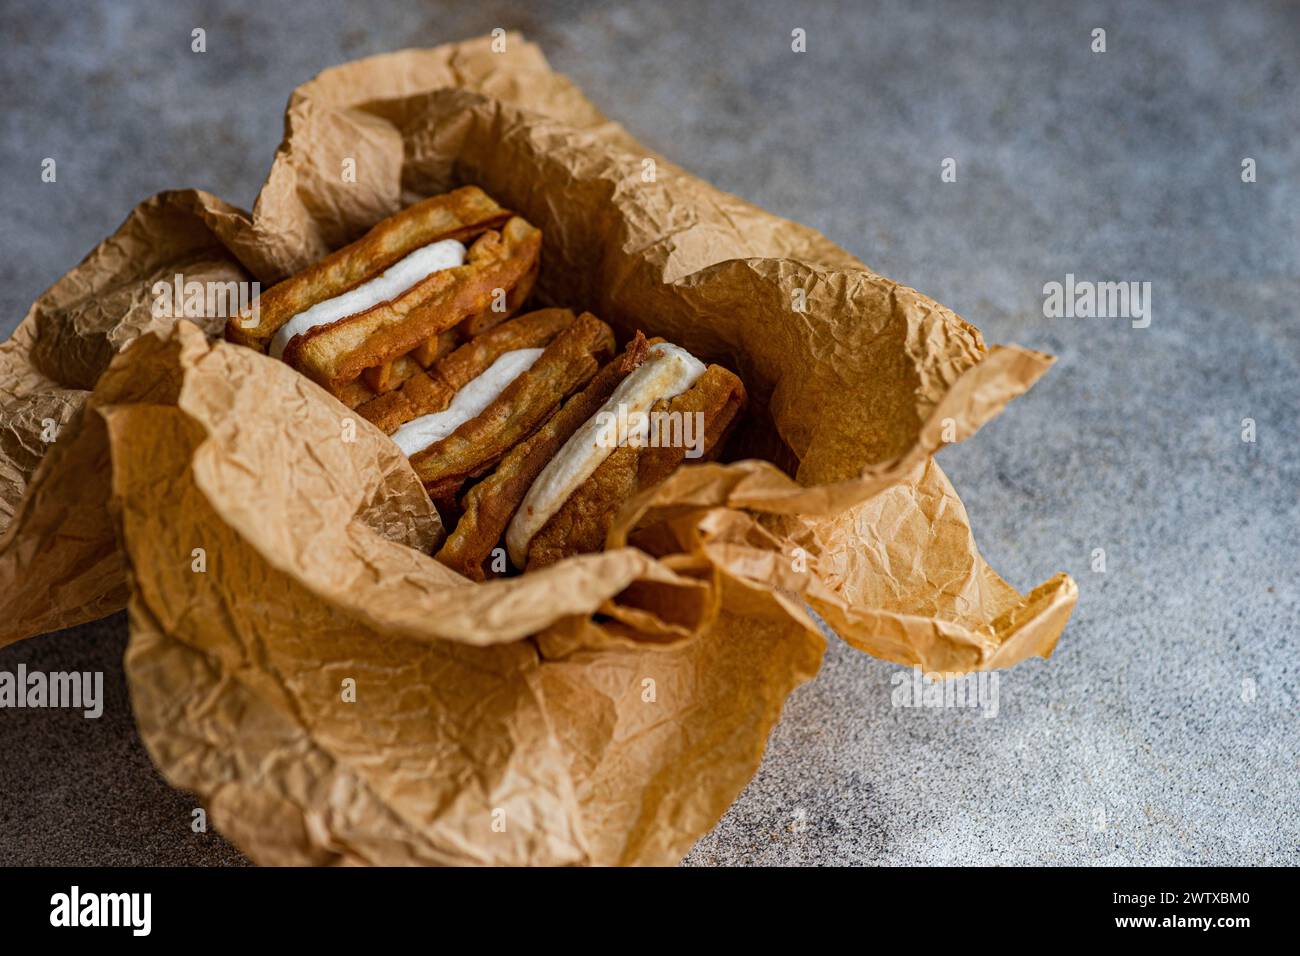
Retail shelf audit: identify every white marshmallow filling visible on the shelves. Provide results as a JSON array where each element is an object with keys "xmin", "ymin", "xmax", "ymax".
[
  {"xmin": 505, "ymin": 343, "xmax": 706, "ymax": 568},
  {"xmin": 389, "ymin": 348, "xmax": 544, "ymax": 458},
  {"xmin": 269, "ymin": 238, "xmax": 467, "ymax": 359}
]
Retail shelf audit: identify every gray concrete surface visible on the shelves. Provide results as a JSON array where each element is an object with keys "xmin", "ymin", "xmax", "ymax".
[{"xmin": 1, "ymin": 0, "xmax": 1296, "ymax": 866}]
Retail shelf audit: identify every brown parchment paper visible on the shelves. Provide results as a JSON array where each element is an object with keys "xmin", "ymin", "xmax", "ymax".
[{"xmin": 0, "ymin": 33, "xmax": 1076, "ymax": 865}]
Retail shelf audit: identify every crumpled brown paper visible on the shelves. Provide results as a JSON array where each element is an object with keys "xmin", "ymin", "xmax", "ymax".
[{"xmin": 0, "ymin": 33, "xmax": 1076, "ymax": 865}]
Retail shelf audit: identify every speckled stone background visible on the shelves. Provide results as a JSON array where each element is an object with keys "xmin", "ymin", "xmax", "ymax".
[{"xmin": 1, "ymin": 0, "xmax": 1296, "ymax": 866}]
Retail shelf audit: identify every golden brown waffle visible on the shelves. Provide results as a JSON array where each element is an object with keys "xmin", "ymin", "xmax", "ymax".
[
  {"xmin": 224, "ymin": 186, "xmax": 541, "ymax": 404},
  {"xmin": 410, "ymin": 312, "xmax": 616, "ymax": 501}
]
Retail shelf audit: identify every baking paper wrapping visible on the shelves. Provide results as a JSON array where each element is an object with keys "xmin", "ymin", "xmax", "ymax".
[{"xmin": 0, "ymin": 34, "xmax": 1076, "ymax": 865}]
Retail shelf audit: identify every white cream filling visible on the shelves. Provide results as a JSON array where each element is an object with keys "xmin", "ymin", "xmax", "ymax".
[
  {"xmin": 269, "ymin": 238, "xmax": 467, "ymax": 359},
  {"xmin": 505, "ymin": 343, "xmax": 706, "ymax": 567},
  {"xmin": 389, "ymin": 348, "xmax": 543, "ymax": 458}
]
